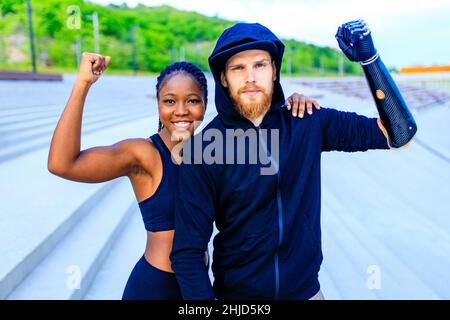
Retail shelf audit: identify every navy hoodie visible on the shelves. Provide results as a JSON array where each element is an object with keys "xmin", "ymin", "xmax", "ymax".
[{"xmin": 170, "ymin": 23, "xmax": 389, "ymax": 300}]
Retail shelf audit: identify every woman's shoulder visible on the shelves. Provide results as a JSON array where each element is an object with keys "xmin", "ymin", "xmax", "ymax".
[
  {"xmin": 117, "ymin": 137, "xmax": 161, "ymax": 174},
  {"xmin": 115, "ymin": 137, "xmax": 157, "ymax": 152}
]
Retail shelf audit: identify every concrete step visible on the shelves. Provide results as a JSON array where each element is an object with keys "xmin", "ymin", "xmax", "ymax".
[
  {"xmin": 409, "ymin": 104, "xmax": 450, "ymax": 161},
  {"xmin": 0, "ymin": 95, "xmax": 149, "ymax": 120},
  {"xmin": 0, "ymin": 104, "xmax": 145, "ymax": 131},
  {"xmin": 321, "ymin": 147, "xmax": 450, "ymax": 299},
  {"xmin": 0, "ymin": 180, "xmax": 114, "ymax": 299},
  {"xmin": 0, "ymin": 74, "xmax": 156, "ymax": 110},
  {"xmin": 7, "ymin": 177, "xmax": 136, "ymax": 300},
  {"xmin": 0, "ymin": 105, "xmax": 63, "ymax": 120},
  {"xmin": 320, "ymin": 219, "xmax": 379, "ymax": 300},
  {"xmin": 0, "ymin": 116, "xmax": 159, "ymax": 299},
  {"xmin": 1, "ymin": 109, "xmax": 151, "ymax": 146},
  {"xmin": 0, "ymin": 112, "xmax": 154, "ymax": 163},
  {"xmin": 317, "ymin": 264, "xmax": 342, "ymax": 300},
  {"xmin": 83, "ymin": 207, "xmax": 146, "ymax": 300},
  {"xmin": 322, "ymin": 186, "xmax": 440, "ymax": 299}
]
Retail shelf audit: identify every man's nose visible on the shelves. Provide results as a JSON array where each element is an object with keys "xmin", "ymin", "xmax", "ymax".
[{"xmin": 245, "ymin": 68, "xmax": 256, "ymax": 84}]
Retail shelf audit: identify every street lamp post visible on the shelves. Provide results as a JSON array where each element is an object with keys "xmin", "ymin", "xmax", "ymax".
[
  {"xmin": 25, "ymin": 0, "xmax": 37, "ymax": 73},
  {"xmin": 86, "ymin": 12, "xmax": 100, "ymax": 53},
  {"xmin": 286, "ymin": 46, "xmax": 292, "ymax": 76},
  {"xmin": 131, "ymin": 24, "xmax": 137, "ymax": 75},
  {"xmin": 179, "ymin": 46, "xmax": 185, "ymax": 61},
  {"xmin": 339, "ymin": 54, "xmax": 344, "ymax": 77},
  {"xmin": 93, "ymin": 12, "xmax": 100, "ymax": 53}
]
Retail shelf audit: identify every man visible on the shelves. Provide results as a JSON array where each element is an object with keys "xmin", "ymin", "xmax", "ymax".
[{"xmin": 170, "ymin": 20, "xmax": 417, "ymax": 299}]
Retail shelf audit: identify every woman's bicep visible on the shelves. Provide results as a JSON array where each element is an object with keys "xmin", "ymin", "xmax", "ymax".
[{"xmin": 53, "ymin": 140, "xmax": 140, "ymax": 183}]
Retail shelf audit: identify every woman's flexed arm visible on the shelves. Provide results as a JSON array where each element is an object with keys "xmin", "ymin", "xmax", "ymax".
[{"xmin": 48, "ymin": 53, "xmax": 145, "ymax": 183}]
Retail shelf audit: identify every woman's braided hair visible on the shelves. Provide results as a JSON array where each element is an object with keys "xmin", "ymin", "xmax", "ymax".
[{"xmin": 156, "ymin": 62, "xmax": 208, "ymax": 132}]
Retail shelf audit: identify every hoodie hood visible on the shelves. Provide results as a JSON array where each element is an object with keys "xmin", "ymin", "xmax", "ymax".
[{"xmin": 208, "ymin": 23, "xmax": 286, "ymax": 128}]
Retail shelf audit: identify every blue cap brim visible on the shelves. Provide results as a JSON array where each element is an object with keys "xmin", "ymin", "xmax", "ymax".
[{"xmin": 209, "ymin": 40, "xmax": 278, "ymax": 72}]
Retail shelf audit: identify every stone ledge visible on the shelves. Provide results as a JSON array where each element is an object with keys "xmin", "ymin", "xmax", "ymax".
[{"xmin": 0, "ymin": 71, "xmax": 63, "ymax": 81}]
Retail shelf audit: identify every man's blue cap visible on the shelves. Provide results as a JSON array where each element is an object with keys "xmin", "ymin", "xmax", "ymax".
[{"xmin": 208, "ymin": 23, "xmax": 284, "ymax": 74}]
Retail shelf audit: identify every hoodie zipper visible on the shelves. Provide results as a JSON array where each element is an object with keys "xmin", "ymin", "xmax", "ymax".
[{"xmin": 257, "ymin": 126, "xmax": 283, "ymax": 300}]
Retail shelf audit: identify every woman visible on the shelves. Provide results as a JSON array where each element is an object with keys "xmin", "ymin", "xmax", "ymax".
[{"xmin": 47, "ymin": 52, "xmax": 320, "ymax": 299}]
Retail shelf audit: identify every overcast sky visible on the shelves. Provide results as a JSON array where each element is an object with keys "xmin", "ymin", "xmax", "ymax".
[{"xmin": 90, "ymin": 0, "xmax": 450, "ymax": 68}]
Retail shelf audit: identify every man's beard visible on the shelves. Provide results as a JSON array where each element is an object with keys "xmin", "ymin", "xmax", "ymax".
[{"xmin": 229, "ymin": 84, "xmax": 273, "ymax": 120}]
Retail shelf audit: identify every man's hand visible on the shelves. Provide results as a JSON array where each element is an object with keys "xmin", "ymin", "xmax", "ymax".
[
  {"xmin": 77, "ymin": 52, "xmax": 111, "ymax": 86},
  {"xmin": 335, "ymin": 19, "xmax": 378, "ymax": 64}
]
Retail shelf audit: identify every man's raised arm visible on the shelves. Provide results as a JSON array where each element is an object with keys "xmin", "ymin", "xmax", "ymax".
[{"xmin": 336, "ymin": 19, "xmax": 417, "ymax": 149}]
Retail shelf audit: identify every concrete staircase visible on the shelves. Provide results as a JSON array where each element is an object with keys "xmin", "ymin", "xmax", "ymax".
[
  {"xmin": 0, "ymin": 74, "xmax": 157, "ymax": 299},
  {"xmin": 0, "ymin": 114, "xmax": 156, "ymax": 299},
  {"xmin": 7, "ymin": 178, "xmax": 137, "ymax": 299}
]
